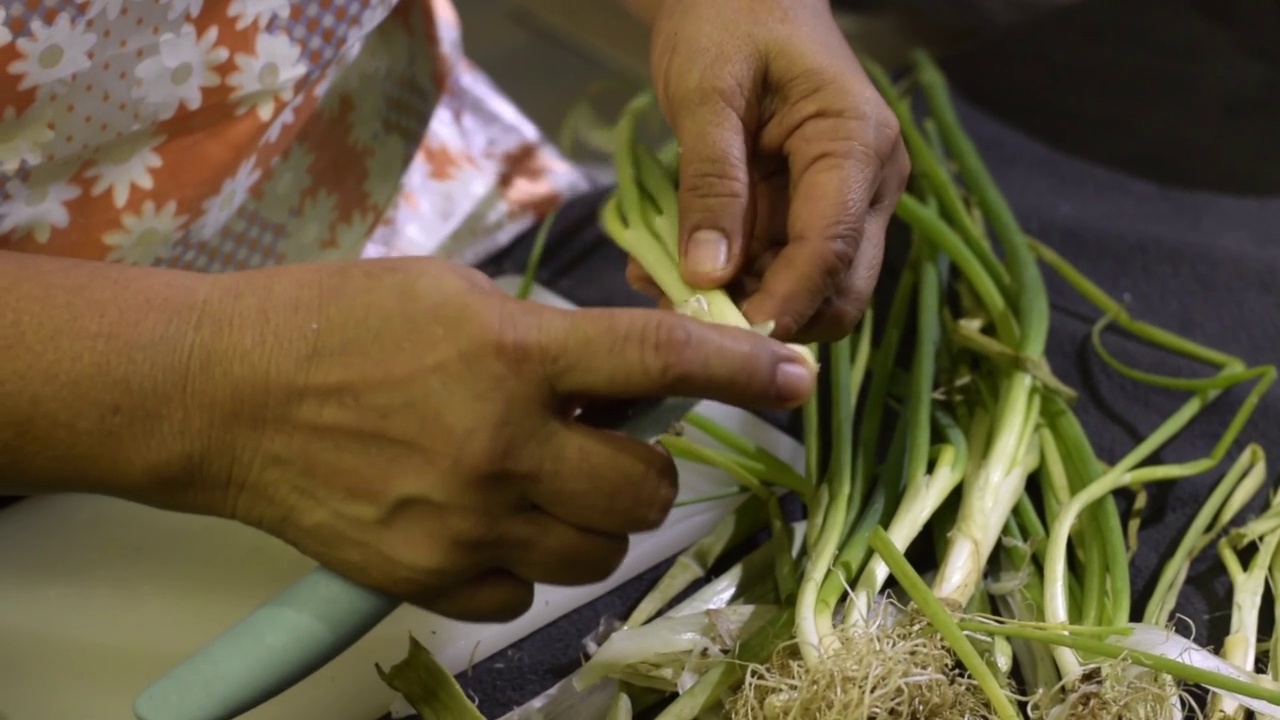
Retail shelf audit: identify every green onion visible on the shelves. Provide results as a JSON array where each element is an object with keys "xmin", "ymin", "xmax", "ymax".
[
  {"xmin": 1043, "ymin": 364, "xmax": 1276, "ymax": 676},
  {"xmin": 870, "ymin": 527, "xmax": 1021, "ymax": 720},
  {"xmin": 1209, "ymin": 466, "xmax": 1279, "ymax": 719},
  {"xmin": 478, "ymin": 51, "xmax": 1280, "ymax": 720},
  {"xmin": 1143, "ymin": 444, "xmax": 1268, "ymax": 626},
  {"xmin": 375, "ymin": 636, "xmax": 485, "ymax": 720},
  {"xmin": 624, "ymin": 497, "xmax": 769, "ymax": 628}
]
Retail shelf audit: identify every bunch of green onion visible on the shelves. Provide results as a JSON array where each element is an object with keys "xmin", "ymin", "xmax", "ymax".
[{"xmin": 379, "ymin": 52, "xmax": 1280, "ymax": 720}]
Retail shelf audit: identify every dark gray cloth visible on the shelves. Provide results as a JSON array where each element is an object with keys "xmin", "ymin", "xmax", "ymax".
[
  {"xmin": 939, "ymin": 0, "xmax": 1280, "ymax": 195},
  {"xmin": 460, "ymin": 0, "xmax": 1280, "ymax": 716}
]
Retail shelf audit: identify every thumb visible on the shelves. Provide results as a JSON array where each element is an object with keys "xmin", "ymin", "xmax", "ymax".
[
  {"xmin": 534, "ymin": 305, "xmax": 816, "ymax": 409},
  {"xmin": 671, "ymin": 93, "xmax": 752, "ymax": 290}
]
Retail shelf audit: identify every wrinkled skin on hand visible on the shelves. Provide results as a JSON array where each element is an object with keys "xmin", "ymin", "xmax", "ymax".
[
  {"xmin": 627, "ymin": 0, "xmax": 910, "ymax": 343},
  {"xmin": 196, "ymin": 258, "xmax": 815, "ymax": 622}
]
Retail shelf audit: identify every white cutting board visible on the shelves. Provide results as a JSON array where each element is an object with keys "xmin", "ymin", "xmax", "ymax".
[{"xmin": 0, "ymin": 277, "xmax": 802, "ymax": 720}]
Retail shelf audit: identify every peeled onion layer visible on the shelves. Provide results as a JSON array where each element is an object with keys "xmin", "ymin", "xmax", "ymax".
[{"xmin": 1109, "ymin": 623, "xmax": 1280, "ymax": 716}]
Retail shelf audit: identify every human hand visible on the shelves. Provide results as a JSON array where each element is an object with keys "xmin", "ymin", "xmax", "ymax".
[
  {"xmin": 191, "ymin": 258, "xmax": 816, "ymax": 623},
  {"xmin": 628, "ymin": 0, "xmax": 909, "ymax": 342}
]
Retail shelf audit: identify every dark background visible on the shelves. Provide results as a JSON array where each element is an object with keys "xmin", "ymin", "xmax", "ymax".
[{"xmin": 466, "ymin": 0, "xmax": 1280, "ymax": 716}]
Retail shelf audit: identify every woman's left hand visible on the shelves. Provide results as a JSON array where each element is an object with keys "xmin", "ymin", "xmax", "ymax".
[{"xmin": 628, "ymin": 0, "xmax": 910, "ymax": 343}]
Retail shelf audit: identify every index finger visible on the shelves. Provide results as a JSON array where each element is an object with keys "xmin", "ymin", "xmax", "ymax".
[
  {"xmin": 531, "ymin": 306, "xmax": 816, "ymax": 409},
  {"xmin": 744, "ymin": 94, "xmax": 896, "ymax": 339}
]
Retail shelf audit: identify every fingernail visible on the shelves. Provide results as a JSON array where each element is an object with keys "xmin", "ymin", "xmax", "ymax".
[
  {"xmin": 685, "ymin": 229, "xmax": 729, "ymax": 276},
  {"xmin": 775, "ymin": 360, "xmax": 816, "ymax": 405}
]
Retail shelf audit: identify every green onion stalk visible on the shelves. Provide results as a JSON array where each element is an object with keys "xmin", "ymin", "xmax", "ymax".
[
  {"xmin": 990, "ymin": 510, "xmax": 1064, "ymax": 698},
  {"xmin": 807, "ymin": 247, "xmax": 913, "ymax": 634},
  {"xmin": 1011, "ymin": 243, "xmax": 1277, "ymax": 718},
  {"xmin": 847, "ymin": 243, "xmax": 962, "ymax": 614},
  {"xmin": 1041, "ymin": 355, "xmax": 1276, "ymax": 678},
  {"xmin": 817, "ymin": 59, "xmax": 1056, "ymax": 715},
  {"xmin": 376, "ymin": 636, "xmax": 486, "ymax": 720},
  {"xmin": 479, "ymin": 52, "xmax": 1280, "ymax": 720},
  {"xmin": 795, "ymin": 323, "xmax": 874, "ymax": 661},
  {"xmin": 983, "ymin": 250, "xmax": 1280, "ymax": 718},
  {"xmin": 856, "ymin": 50, "xmax": 1280, "ymax": 719},
  {"xmin": 897, "ymin": 52, "xmax": 1051, "ymax": 614},
  {"xmin": 622, "ymin": 495, "xmax": 771, "ymax": 629},
  {"xmin": 572, "ymin": 520, "xmax": 807, "ymax": 719},
  {"xmin": 600, "ymin": 91, "xmax": 816, "ymax": 370},
  {"xmin": 1271, "ymin": 548, "xmax": 1280, "ymax": 685},
  {"xmin": 1208, "ymin": 460, "xmax": 1278, "ymax": 720},
  {"xmin": 1007, "ymin": 232, "xmax": 1275, "ymax": 714},
  {"xmin": 1142, "ymin": 444, "xmax": 1269, "ymax": 628}
]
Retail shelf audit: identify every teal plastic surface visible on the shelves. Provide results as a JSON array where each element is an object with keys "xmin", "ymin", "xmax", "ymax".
[{"xmin": 133, "ymin": 568, "xmax": 398, "ymax": 720}]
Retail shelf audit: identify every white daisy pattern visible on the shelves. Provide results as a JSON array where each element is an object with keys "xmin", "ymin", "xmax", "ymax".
[
  {"xmin": 228, "ymin": 0, "xmax": 291, "ymax": 30},
  {"xmin": 0, "ymin": 177, "xmax": 83, "ymax": 244},
  {"xmin": 0, "ymin": 7, "xmax": 12, "ymax": 47},
  {"xmin": 261, "ymin": 91, "xmax": 301, "ymax": 146},
  {"xmin": 166, "ymin": 0, "xmax": 206, "ymax": 21},
  {"xmin": 83, "ymin": 0, "xmax": 130, "ymax": 21},
  {"xmin": 228, "ymin": 32, "xmax": 305, "ymax": 122},
  {"xmin": 7, "ymin": 14, "xmax": 97, "ymax": 91},
  {"xmin": 134, "ymin": 25, "xmax": 228, "ymax": 121},
  {"xmin": 0, "ymin": 105, "xmax": 55, "ymax": 173},
  {"xmin": 194, "ymin": 157, "xmax": 263, "ymax": 240},
  {"xmin": 101, "ymin": 200, "xmax": 189, "ymax": 265},
  {"xmin": 0, "ymin": 0, "xmax": 588, "ymax": 276},
  {"xmin": 83, "ymin": 131, "xmax": 166, "ymax": 209}
]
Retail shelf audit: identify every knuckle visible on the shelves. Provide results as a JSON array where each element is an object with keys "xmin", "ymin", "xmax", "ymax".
[
  {"xmin": 798, "ymin": 120, "xmax": 883, "ymax": 169},
  {"xmin": 485, "ymin": 300, "xmax": 539, "ymax": 366},
  {"xmin": 816, "ymin": 236, "xmax": 859, "ymax": 283},
  {"xmin": 850, "ymin": 254, "xmax": 883, "ymax": 307},
  {"xmin": 889, "ymin": 149, "xmax": 912, "ymax": 196},
  {"xmin": 770, "ymin": 307, "xmax": 812, "ymax": 343},
  {"xmin": 680, "ymin": 163, "xmax": 748, "ymax": 205},
  {"xmin": 632, "ymin": 315, "xmax": 700, "ymax": 387},
  {"xmin": 809, "ymin": 303, "xmax": 862, "ymax": 344},
  {"xmin": 448, "ymin": 511, "xmax": 505, "ymax": 556},
  {"xmin": 453, "ymin": 263, "xmax": 493, "ymax": 289},
  {"xmin": 784, "ymin": 65, "xmax": 833, "ymax": 102},
  {"xmin": 355, "ymin": 555, "xmax": 435, "ymax": 604},
  {"xmin": 874, "ymin": 110, "xmax": 903, "ymax": 154},
  {"xmin": 887, "ymin": 164, "xmax": 911, "ymax": 199},
  {"xmin": 709, "ymin": 75, "xmax": 752, "ymax": 113},
  {"xmin": 399, "ymin": 551, "xmax": 464, "ymax": 593},
  {"xmin": 458, "ymin": 426, "xmax": 520, "ymax": 482},
  {"xmin": 777, "ymin": 68, "xmax": 900, "ymax": 163},
  {"xmin": 672, "ymin": 69, "xmax": 750, "ymax": 119},
  {"xmin": 773, "ymin": 66, "xmax": 851, "ymax": 129}
]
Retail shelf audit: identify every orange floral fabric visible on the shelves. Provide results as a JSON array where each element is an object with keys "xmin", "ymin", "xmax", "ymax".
[{"xmin": 0, "ymin": 0, "xmax": 589, "ymax": 271}]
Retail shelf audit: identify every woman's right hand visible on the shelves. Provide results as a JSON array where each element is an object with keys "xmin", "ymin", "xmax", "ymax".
[{"xmin": 186, "ymin": 257, "xmax": 815, "ymax": 622}]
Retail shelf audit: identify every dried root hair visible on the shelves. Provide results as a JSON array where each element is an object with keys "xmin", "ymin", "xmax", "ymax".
[
  {"xmin": 729, "ymin": 604, "xmax": 999, "ymax": 720},
  {"xmin": 1029, "ymin": 659, "xmax": 1189, "ymax": 720}
]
